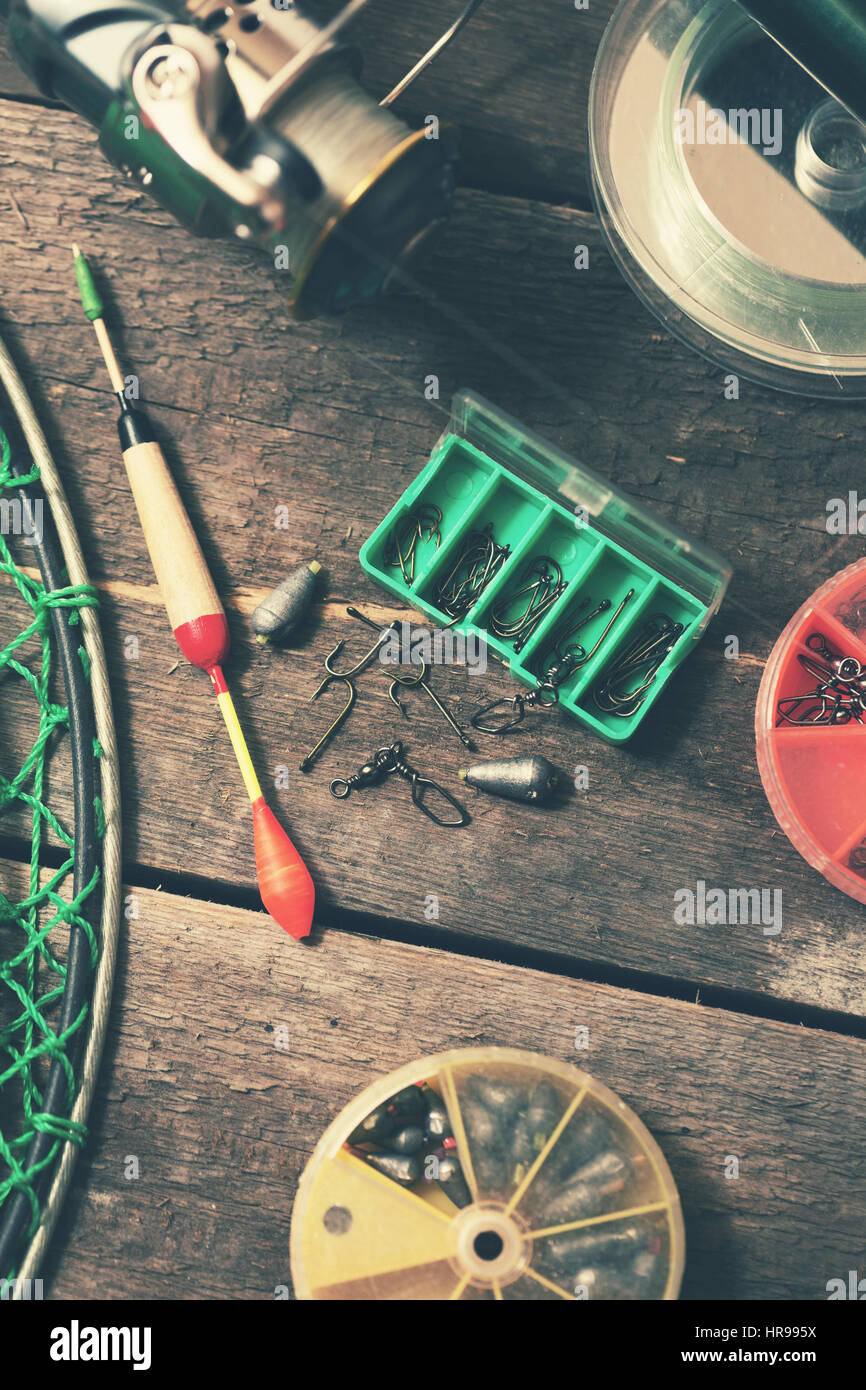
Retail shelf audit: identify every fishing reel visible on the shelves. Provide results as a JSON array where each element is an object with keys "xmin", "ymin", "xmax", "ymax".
[{"xmin": 6, "ymin": 0, "xmax": 477, "ymax": 316}]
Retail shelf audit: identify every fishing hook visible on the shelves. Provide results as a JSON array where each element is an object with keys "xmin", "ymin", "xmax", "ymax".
[
  {"xmin": 348, "ymin": 603, "xmax": 474, "ymax": 747},
  {"xmin": 593, "ymin": 615, "xmax": 684, "ymax": 718},
  {"xmin": 488, "ymin": 555, "xmax": 566, "ymax": 652},
  {"xmin": 309, "ymin": 616, "xmax": 398, "ymax": 699},
  {"xmin": 388, "ymin": 664, "xmax": 475, "ymax": 749},
  {"xmin": 300, "ymin": 675, "xmax": 356, "ymax": 772},
  {"xmin": 385, "ymin": 505, "xmax": 442, "ymax": 585}
]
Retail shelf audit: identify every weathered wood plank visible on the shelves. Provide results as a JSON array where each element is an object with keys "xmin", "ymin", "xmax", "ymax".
[
  {"xmin": 0, "ymin": 1, "xmax": 614, "ymax": 204},
  {"xmin": 30, "ymin": 877, "xmax": 866, "ymax": 1301},
  {"xmin": 2, "ymin": 101, "xmax": 866, "ymax": 1020}
]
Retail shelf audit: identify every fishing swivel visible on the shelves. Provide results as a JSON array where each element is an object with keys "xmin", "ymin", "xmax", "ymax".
[
  {"xmin": 775, "ymin": 630, "xmax": 866, "ymax": 726},
  {"xmin": 471, "ymin": 588, "xmax": 638, "ymax": 734},
  {"xmin": 470, "ymin": 681, "xmax": 560, "ymax": 734},
  {"xmin": 330, "ymin": 742, "xmax": 470, "ymax": 828}
]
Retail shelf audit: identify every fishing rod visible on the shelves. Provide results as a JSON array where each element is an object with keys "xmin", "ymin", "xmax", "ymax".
[
  {"xmin": 72, "ymin": 244, "xmax": 315, "ymax": 941},
  {"xmin": 6, "ymin": 0, "xmax": 485, "ymax": 318}
]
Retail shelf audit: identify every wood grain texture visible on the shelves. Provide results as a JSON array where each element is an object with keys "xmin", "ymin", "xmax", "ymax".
[
  {"xmin": 34, "ymin": 876, "xmax": 866, "ymax": 1301},
  {"xmin": 0, "ymin": 1, "xmax": 616, "ymax": 205},
  {"xmin": 1, "ymin": 99, "xmax": 866, "ymax": 1020},
  {"xmin": 0, "ymin": 1, "xmax": 864, "ymax": 1308}
]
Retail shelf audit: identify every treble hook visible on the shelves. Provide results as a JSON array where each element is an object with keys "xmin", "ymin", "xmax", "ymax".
[{"xmin": 299, "ymin": 676, "xmax": 356, "ymax": 772}]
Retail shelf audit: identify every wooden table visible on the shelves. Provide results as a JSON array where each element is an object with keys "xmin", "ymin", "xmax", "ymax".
[{"xmin": 1, "ymin": 1, "xmax": 864, "ymax": 1301}]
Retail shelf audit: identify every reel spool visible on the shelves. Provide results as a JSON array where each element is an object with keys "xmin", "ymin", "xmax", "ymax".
[
  {"xmin": 589, "ymin": 0, "xmax": 866, "ymax": 395},
  {"xmin": 5, "ymin": 0, "xmax": 478, "ymax": 317},
  {"xmin": 290, "ymin": 1047, "xmax": 685, "ymax": 1300}
]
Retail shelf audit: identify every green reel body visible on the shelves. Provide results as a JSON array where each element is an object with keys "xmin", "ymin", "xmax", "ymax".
[{"xmin": 6, "ymin": 0, "xmax": 459, "ymax": 316}]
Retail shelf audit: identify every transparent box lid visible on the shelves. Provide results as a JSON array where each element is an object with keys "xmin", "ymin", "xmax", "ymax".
[{"xmin": 448, "ymin": 389, "xmax": 731, "ymax": 614}]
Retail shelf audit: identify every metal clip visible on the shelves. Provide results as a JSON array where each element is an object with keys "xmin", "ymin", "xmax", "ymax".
[{"xmin": 330, "ymin": 742, "xmax": 470, "ymax": 827}]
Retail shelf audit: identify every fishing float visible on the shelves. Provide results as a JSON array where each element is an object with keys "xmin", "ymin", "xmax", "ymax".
[{"xmin": 72, "ymin": 244, "xmax": 315, "ymax": 940}]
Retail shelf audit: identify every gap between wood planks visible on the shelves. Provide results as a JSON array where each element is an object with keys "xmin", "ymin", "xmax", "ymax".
[
  {"xmin": 2, "ymin": 824, "xmax": 864, "ymax": 1045},
  {"xmin": 0, "ymin": 567, "xmax": 769, "ymax": 672}
]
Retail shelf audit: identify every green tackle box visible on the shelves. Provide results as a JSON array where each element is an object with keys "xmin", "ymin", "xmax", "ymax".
[{"xmin": 359, "ymin": 391, "xmax": 731, "ymax": 743}]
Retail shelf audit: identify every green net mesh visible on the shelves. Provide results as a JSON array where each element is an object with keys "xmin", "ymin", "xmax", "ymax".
[{"xmin": 0, "ymin": 421, "xmax": 102, "ymax": 1274}]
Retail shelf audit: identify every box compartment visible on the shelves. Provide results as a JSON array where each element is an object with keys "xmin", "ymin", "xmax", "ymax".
[
  {"xmin": 359, "ymin": 438, "xmax": 496, "ymax": 592},
  {"xmin": 359, "ymin": 392, "xmax": 731, "ymax": 742}
]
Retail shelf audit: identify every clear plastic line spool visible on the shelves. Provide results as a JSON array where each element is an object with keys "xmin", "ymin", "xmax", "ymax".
[
  {"xmin": 756, "ymin": 560, "xmax": 866, "ymax": 904},
  {"xmin": 589, "ymin": 0, "xmax": 866, "ymax": 395},
  {"xmin": 290, "ymin": 1047, "xmax": 685, "ymax": 1300}
]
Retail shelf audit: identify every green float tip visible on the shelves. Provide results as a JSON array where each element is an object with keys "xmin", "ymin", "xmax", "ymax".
[{"xmin": 72, "ymin": 243, "xmax": 103, "ymax": 323}]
